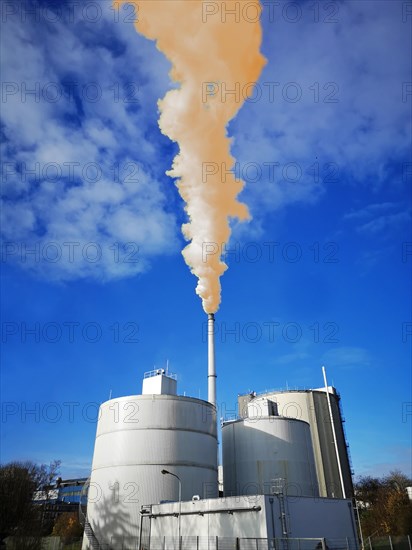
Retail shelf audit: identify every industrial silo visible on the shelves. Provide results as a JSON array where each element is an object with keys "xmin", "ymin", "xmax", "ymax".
[
  {"xmin": 238, "ymin": 386, "xmax": 354, "ymax": 498},
  {"xmin": 83, "ymin": 370, "xmax": 218, "ymax": 549},
  {"xmin": 222, "ymin": 399, "xmax": 319, "ymax": 498}
]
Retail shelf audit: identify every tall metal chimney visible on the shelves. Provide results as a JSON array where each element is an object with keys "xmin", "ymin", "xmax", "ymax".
[{"xmin": 207, "ymin": 313, "xmax": 216, "ymax": 407}]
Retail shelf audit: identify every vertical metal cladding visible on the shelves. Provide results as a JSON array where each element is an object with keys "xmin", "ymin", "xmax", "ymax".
[
  {"xmin": 84, "ymin": 395, "xmax": 218, "ymax": 548},
  {"xmin": 222, "ymin": 416, "xmax": 319, "ymax": 498}
]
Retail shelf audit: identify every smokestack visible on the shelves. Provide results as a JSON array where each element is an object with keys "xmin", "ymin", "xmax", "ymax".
[{"xmin": 207, "ymin": 313, "xmax": 216, "ymax": 407}]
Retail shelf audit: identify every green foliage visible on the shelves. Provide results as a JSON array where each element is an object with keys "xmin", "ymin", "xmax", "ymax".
[{"xmin": 355, "ymin": 470, "xmax": 412, "ymax": 537}]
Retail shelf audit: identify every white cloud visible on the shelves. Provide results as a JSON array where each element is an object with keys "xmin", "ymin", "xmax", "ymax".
[
  {"xmin": 343, "ymin": 202, "xmax": 401, "ymax": 221},
  {"xmin": 358, "ymin": 210, "xmax": 411, "ymax": 234},
  {"xmin": 273, "ymin": 351, "xmax": 311, "ymax": 366},
  {"xmin": 1, "ymin": 0, "xmax": 410, "ymax": 280},
  {"xmin": 355, "ymin": 445, "xmax": 412, "ymax": 478},
  {"xmin": 1, "ymin": 2, "xmax": 179, "ymax": 281},
  {"xmin": 232, "ymin": 0, "xmax": 410, "ymax": 215},
  {"xmin": 343, "ymin": 202, "xmax": 411, "ymax": 235},
  {"xmin": 321, "ymin": 347, "xmax": 372, "ymax": 369}
]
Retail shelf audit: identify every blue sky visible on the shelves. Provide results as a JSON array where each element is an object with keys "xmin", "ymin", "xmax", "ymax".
[{"xmin": 1, "ymin": 0, "xmax": 411, "ymax": 481}]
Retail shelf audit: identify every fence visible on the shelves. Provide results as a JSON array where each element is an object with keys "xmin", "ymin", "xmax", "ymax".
[
  {"xmin": 366, "ymin": 537, "xmax": 411, "ymax": 550},
  {"xmin": 89, "ymin": 537, "xmax": 358, "ymax": 550},
  {"xmin": 3, "ymin": 536, "xmax": 82, "ymax": 550}
]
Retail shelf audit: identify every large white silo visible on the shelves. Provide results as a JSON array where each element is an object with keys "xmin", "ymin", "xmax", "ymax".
[
  {"xmin": 222, "ymin": 408, "xmax": 319, "ymax": 498},
  {"xmin": 238, "ymin": 387, "xmax": 353, "ymax": 498},
  {"xmin": 83, "ymin": 370, "xmax": 218, "ymax": 549}
]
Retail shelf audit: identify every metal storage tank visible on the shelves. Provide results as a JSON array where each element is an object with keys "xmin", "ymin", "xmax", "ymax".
[
  {"xmin": 83, "ymin": 371, "xmax": 218, "ymax": 549},
  {"xmin": 238, "ymin": 387, "xmax": 354, "ymax": 499},
  {"xmin": 222, "ymin": 411, "xmax": 319, "ymax": 498}
]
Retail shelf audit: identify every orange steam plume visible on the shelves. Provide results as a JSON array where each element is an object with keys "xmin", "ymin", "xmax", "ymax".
[{"xmin": 115, "ymin": 0, "xmax": 266, "ymax": 313}]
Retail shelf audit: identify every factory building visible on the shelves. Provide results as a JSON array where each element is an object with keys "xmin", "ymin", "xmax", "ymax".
[
  {"xmin": 82, "ymin": 318, "xmax": 358, "ymax": 548},
  {"xmin": 33, "ymin": 477, "xmax": 88, "ymax": 524},
  {"xmin": 238, "ymin": 386, "xmax": 354, "ymax": 499},
  {"xmin": 83, "ymin": 371, "xmax": 358, "ymax": 549}
]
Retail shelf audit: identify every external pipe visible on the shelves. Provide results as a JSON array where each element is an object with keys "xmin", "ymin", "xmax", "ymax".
[
  {"xmin": 322, "ymin": 366, "xmax": 346, "ymax": 499},
  {"xmin": 146, "ymin": 506, "xmax": 262, "ymax": 518}
]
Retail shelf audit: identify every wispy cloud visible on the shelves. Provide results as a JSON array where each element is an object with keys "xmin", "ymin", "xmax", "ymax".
[
  {"xmin": 357, "ymin": 210, "xmax": 411, "ymax": 235},
  {"xmin": 273, "ymin": 351, "xmax": 312, "ymax": 366},
  {"xmin": 343, "ymin": 202, "xmax": 410, "ymax": 235},
  {"xmin": 343, "ymin": 202, "xmax": 401, "ymax": 221},
  {"xmin": 321, "ymin": 347, "xmax": 372, "ymax": 370},
  {"xmin": 355, "ymin": 445, "xmax": 412, "ymax": 478}
]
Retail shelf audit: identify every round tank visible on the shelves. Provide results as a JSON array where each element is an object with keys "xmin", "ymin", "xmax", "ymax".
[
  {"xmin": 222, "ymin": 416, "xmax": 319, "ymax": 498},
  {"xmin": 83, "ymin": 395, "xmax": 218, "ymax": 548},
  {"xmin": 238, "ymin": 389, "xmax": 353, "ymax": 498}
]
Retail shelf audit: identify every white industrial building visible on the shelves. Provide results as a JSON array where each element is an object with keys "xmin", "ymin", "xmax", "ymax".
[
  {"xmin": 82, "ymin": 366, "xmax": 359, "ymax": 550},
  {"xmin": 143, "ymin": 494, "xmax": 357, "ymax": 546},
  {"xmin": 238, "ymin": 385, "xmax": 354, "ymax": 499}
]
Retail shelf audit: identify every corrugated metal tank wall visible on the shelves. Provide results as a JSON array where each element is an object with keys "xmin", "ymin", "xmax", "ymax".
[
  {"xmin": 83, "ymin": 394, "xmax": 218, "ymax": 548},
  {"xmin": 238, "ymin": 389, "xmax": 354, "ymax": 498},
  {"xmin": 222, "ymin": 416, "xmax": 319, "ymax": 498}
]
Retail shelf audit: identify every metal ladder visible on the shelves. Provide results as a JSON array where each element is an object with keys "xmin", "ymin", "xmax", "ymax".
[{"xmin": 84, "ymin": 520, "xmax": 103, "ymax": 550}]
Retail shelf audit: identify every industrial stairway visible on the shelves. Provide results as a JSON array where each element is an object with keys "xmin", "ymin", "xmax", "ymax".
[
  {"xmin": 78, "ymin": 477, "xmax": 104, "ymax": 550},
  {"xmin": 84, "ymin": 520, "xmax": 102, "ymax": 550}
]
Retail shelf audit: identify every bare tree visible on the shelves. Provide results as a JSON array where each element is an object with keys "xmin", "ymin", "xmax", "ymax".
[{"xmin": 0, "ymin": 460, "xmax": 61, "ymax": 547}]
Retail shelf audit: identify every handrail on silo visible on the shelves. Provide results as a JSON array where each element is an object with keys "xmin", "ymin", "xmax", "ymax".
[{"xmin": 144, "ymin": 368, "xmax": 177, "ymax": 380}]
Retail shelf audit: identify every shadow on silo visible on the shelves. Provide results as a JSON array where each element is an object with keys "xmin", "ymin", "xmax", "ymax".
[{"xmin": 86, "ymin": 491, "xmax": 139, "ymax": 548}]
